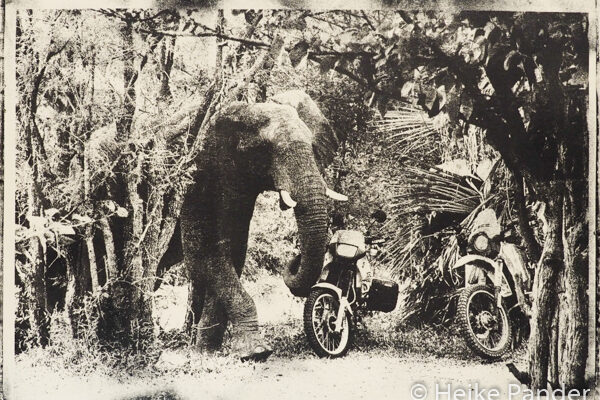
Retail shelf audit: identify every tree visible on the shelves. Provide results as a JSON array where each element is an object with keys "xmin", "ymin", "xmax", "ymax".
[
  {"xmin": 15, "ymin": 9, "xmax": 196, "ymax": 348},
  {"xmin": 254, "ymin": 10, "xmax": 589, "ymax": 390}
]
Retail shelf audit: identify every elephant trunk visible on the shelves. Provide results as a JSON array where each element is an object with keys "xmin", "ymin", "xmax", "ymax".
[{"xmin": 280, "ymin": 150, "xmax": 329, "ymax": 297}]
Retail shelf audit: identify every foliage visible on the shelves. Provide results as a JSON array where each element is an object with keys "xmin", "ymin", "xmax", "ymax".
[{"xmin": 15, "ymin": 9, "xmax": 214, "ymax": 348}]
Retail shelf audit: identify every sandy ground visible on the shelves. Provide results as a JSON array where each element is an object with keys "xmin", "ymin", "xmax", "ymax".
[{"xmin": 12, "ymin": 352, "xmax": 531, "ymax": 400}]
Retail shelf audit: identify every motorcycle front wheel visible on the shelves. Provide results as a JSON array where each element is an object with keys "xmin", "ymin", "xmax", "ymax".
[
  {"xmin": 303, "ymin": 288, "xmax": 353, "ymax": 358},
  {"xmin": 457, "ymin": 284, "xmax": 512, "ymax": 359}
]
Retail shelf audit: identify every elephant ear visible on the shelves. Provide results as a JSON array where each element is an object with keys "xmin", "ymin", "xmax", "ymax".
[{"xmin": 269, "ymin": 90, "xmax": 340, "ymax": 172}]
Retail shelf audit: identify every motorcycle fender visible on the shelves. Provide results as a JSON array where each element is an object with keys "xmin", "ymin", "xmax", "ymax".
[
  {"xmin": 312, "ymin": 283, "xmax": 343, "ymax": 300},
  {"xmin": 312, "ymin": 283, "xmax": 354, "ymax": 316},
  {"xmin": 319, "ymin": 252, "xmax": 334, "ymax": 281},
  {"xmin": 453, "ymin": 255, "xmax": 511, "ymax": 297}
]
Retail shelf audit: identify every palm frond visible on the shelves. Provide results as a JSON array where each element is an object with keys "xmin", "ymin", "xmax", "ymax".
[
  {"xmin": 390, "ymin": 162, "xmax": 484, "ymax": 217},
  {"xmin": 371, "ymin": 104, "xmax": 443, "ymax": 157}
]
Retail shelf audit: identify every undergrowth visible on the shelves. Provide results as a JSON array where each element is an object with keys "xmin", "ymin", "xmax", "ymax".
[{"xmin": 17, "ymin": 274, "xmax": 523, "ymax": 381}]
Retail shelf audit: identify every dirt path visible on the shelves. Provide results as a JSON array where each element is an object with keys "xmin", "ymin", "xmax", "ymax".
[
  {"xmin": 12, "ymin": 352, "xmax": 526, "ymax": 400},
  {"xmin": 169, "ymin": 356, "xmax": 525, "ymax": 400},
  {"xmin": 12, "ymin": 278, "xmax": 532, "ymax": 400}
]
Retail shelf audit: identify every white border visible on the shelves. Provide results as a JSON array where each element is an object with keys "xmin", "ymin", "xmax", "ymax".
[
  {"xmin": 3, "ymin": 3, "xmax": 16, "ymax": 398},
  {"xmin": 1, "ymin": 1, "xmax": 598, "ymax": 397},
  {"xmin": 586, "ymin": 7, "xmax": 598, "ymax": 390},
  {"xmin": 2, "ymin": 0, "xmax": 597, "ymax": 12}
]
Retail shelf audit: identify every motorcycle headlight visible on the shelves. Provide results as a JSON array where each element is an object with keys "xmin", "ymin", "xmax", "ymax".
[
  {"xmin": 336, "ymin": 244, "xmax": 358, "ymax": 258},
  {"xmin": 473, "ymin": 234, "xmax": 490, "ymax": 252}
]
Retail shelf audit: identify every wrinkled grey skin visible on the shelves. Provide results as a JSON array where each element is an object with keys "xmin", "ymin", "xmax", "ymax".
[{"xmin": 159, "ymin": 90, "xmax": 339, "ymax": 359}]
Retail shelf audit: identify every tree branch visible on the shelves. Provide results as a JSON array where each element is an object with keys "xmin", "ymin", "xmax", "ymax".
[
  {"xmin": 513, "ymin": 169, "xmax": 542, "ymax": 261},
  {"xmin": 312, "ymin": 50, "xmax": 375, "ymax": 57},
  {"xmin": 397, "ymin": 11, "xmax": 413, "ymax": 24},
  {"xmin": 306, "ymin": 14, "xmax": 346, "ymax": 29},
  {"xmin": 361, "ymin": 11, "xmax": 376, "ymax": 30},
  {"xmin": 308, "ymin": 54, "xmax": 403, "ymax": 101},
  {"xmin": 137, "ymin": 28, "xmax": 270, "ymax": 49}
]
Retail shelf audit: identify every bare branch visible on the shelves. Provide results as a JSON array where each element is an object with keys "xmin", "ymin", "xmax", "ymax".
[
  {"xmin": 137, "ymin": 28, "xmax": 270, "ymax": 49},
  {"xmin": 361, "ymin": 11, "xmax": 377, "ymax": 30},
  {"xmin": 308, "ymin": 54, "xmax": 402, "ymax": 101}
]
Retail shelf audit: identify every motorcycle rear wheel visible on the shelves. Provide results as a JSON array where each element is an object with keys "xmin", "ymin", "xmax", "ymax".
[
  {"xmin": 303, "ymin": 288, "xmax": 354, "ymax": 358},
  {"xmin": 457, "ymin": 284, "xmax": 512, "ymax": 359}
]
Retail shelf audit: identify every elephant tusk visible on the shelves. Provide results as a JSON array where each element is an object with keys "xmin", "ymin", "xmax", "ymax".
[
  {"xmin": 326, "ymin": 188, "xmax": 348, "ymax": 202},
  {"xmin": 280, "ymin": 190, "xmax": 297, "ymax": 208}
]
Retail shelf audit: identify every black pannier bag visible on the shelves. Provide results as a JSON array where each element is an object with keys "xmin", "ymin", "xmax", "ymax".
[{"xmin": 366, "ymin": 278, "xmax": 399, "ymax": 312}]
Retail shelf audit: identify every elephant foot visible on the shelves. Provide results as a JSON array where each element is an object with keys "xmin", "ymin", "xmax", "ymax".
[
  {"xmin": 240, "ymin": 344, "xmax": 273, "ymax": 362},
  {"xmin": 231, "ymin": 322, "xmax": 272, "ymax": 362}
]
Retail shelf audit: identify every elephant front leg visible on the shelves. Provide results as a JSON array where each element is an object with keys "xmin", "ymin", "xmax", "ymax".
[{"xmin": 196, "ymin": 291, "xmax": 228, "ymax": 351}]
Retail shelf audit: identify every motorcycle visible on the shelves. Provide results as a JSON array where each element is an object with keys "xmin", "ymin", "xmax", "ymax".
[
  {"xmin": 303, "ymin": 211, "xmax": 399, "ymax": 358},
  {"xmin": 452, "ymin": 208, "xmax": 532, "ymax": 359}
]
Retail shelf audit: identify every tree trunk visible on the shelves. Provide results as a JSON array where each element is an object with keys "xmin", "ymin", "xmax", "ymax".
[
  {"xmin": 116, "ymin": 21, "xmax": 136, "ymax": 139},
  {"xmin": 556, "ymin": 183, "xmax": 588, "ymax": 388},
  {"xmin": 548, "ymin": 307, "xmax": 559, "ymax": 387},
  {"xmin": 65, "ymin": 241, "xmax": 91, "ymax": 338},
  {"xmin": 25, "ymin": 183, "xmax": 49, "ymax": 347},
  {"xmin": 96, "ymin": 17, "xmax": 155, "ymax": 347},
  {"xmin": 528, "ymin": 183, "xmax": 563, "ymax": 390},
  {"xmin": 126, "ymin": 152, "xmax": 154, "ymax": 344},
  {"xmin": 158, "ymin": 36, "xmax": 175, "ymax": 100},
  {"xmin": 85, "ymin": 228, "xmax": 99, "ymax": 293},
  {"xmin": 99, "ymin": 217, "xmax": 118, "ymax": 282}
]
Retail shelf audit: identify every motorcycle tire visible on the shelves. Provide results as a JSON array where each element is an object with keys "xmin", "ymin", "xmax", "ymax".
[
  {"xmin": 457, "ymin": 284, "xmax": 512, "ymax": 359},
  {"xmin": 303, "ymin": 288, "xmax": 354, "ymax": 358}
]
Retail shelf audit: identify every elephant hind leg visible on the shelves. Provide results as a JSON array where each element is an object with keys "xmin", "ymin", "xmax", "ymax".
[{"xmin": 199, "ymin": 289, "xmax": 273, "ymax": 361}]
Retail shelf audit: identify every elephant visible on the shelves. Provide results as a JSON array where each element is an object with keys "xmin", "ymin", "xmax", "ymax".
[{"xmin": 158, "ymin": 90, "xmax": 345, "ymax": 360}]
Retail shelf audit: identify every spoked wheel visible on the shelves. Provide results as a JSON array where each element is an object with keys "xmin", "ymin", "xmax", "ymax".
[
  {"xmin": 303, "ymin": 288, "xmax": 353, "ymax": 358},
  {"xmin": 457, "ymin": 284, "xmax": 512, "ymax": 359}
]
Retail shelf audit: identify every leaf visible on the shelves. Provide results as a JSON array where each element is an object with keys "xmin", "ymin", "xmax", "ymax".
[
  {"xmin": 116, "ymin": 207, "xmax": 129, "ymax": 218},
  {"xmin": 288, "ymin": 40, "xmax": 309, "ymax": 68},
  {"xmin": 472, "ymin": 35, "xmax": 488, "ymax": 64},
  {"xmin": 294, "ymin": 54, "xmax": 309, "ymax": 71},
  {"xmin": 460, "ymin": 97, "xmax": 474, "ymax": 120},
  {"xmin": 72, "ymin": 214, "xmax": 93, "ymax": 224},
  {"xmin": 436, "ymin": 85, "xmax": 447, "ymax": 111},
  {"xmin": 48, "ymin": 221, "xmax": 76, "ymax": 236},
  {"xmin": 414, "ymin": 67, "xmax": 424, "ymax": 80},
  {"xmin": 27, "ymin": 215, "xmax": 48, "ymax": 230},
  {"xmin": 45, "ymin": 208, "xmax": 60, "ymax": 218},
  {"xmin": 318, "ymin": 56, "xmax": 337, "ymax": 74},
  {"xmin": 104, "ymin": 200, "xmax": 117, "ymax": 212},
  {"xmin": 338, "ymin": 30, "xmax": 357, "ymax": 47},
  {"xmin": 401, "ymin": 81, "xmax": 415, "ymax": 98},
  {"xmin": 384, "ymin": 44, "xmax": 396, "ymax": 57},
  {"xmin": 375, "ymin": 57, "xmax": 387, "ymax": 69}
]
